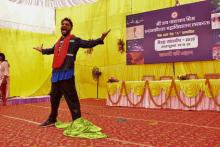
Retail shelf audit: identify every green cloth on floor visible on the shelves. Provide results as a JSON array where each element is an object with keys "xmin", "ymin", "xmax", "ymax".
[{"xmin": 55, "ymin": 117, "xmax": 109, "ymax": 139}]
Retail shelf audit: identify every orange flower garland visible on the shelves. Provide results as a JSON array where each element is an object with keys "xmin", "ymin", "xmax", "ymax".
[
  {"xmin": 85, "ymin": 39, "xmax": 93, "ymax": 54},
  {"xmin": 107, "ymin": 79, "xmax": 220, "ymax": 107},
  {"xmin": 118, "ymin": 39, "xmax": 125, "ymax": 54}
]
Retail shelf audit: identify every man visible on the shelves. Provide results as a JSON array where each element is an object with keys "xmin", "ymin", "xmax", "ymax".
[{"xmin": 33, "ymin": 18, "xmax": 110, "ymax": 126}]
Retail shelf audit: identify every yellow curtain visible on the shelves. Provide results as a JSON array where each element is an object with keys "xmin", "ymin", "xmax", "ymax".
[
  {"xmin": 55, "ymin": 0, "xmax": 210, "ymax": 99},
  {"xmin": 0, "ymin": 0, "xmax": 209, "ymax": 99},
  {"xmin": 55, "ymin": 0, "xmax": 177, "ymax": 99},
  {"xmin": 0, "ymin": 0, "xmax": 210, "ymax": 99},
  {"xmin": 163, "ymin": 0, "xmax": 220, "ymax": 79},
  {"xmin": 179, "ymin": 0, "xmax": 204, "ymax": 5},
  {"xmin": 0, "ymin": 28, "xmax": 55, "ymax": 97},
  {"xmin": 174, "ymin": 60, "xmax": 220, "ymax": 79}
]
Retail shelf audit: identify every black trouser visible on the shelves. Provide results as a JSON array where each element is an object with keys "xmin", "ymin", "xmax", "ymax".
[{"xmin": 48, "ymin": 76, "xmax": 81, "ymax": 122}]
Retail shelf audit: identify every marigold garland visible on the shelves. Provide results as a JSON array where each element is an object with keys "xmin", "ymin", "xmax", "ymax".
[
  {"xmin": 147, "ymin": 80, "xmax": 174, "ymax": 107},
  {"xmin": 107, "ymin": 81, "xmax": 124, "ymax": 105},
  {"xmin": 205, "ymin": 78, "xmax": 220, "ymax": 107},
  {"xmin": 148, "ymin": 79, "xmax": 205, "ymax": 108},
  {"xmin": 107, "ymin": 79, "xmax": 220, "ymax": 107},
  {"xmin": 85, "ymin": 39, "xmax": 93, "ymax": 54},
  {"xmin": 108, "ymin": 81, "xmax": 146, "ymax": 106},
  {"xmin": 173, "ymin": 80, "xmax": 204, "ymax": 108},
  {"xmin": 124, "ymin": 81, "xmax": 147, "ymax": 106},
  {"xmin": 118, "ymin": 39, "xmax": 125, "ymax": 54}
]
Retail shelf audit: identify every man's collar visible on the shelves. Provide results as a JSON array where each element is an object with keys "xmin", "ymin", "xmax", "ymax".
[{"xmin": 61, "ymin": 34, "xmax": 71, "ymax": 38}]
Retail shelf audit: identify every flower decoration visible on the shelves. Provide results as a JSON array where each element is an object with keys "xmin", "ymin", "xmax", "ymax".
[
  {"xmin": 85, "ymin": 39, "xmax": 94, "ymax": 54},
  {"xmin": 107, "ymin": 77, "xmax": 119, "ymax": 83},
  {"xmin": 118, "ymin": 39, "xmax": 125, "ymax": 54},
  {"xmin": 177, "ymin": 74, "xmax": 189, "ymax": 80}
]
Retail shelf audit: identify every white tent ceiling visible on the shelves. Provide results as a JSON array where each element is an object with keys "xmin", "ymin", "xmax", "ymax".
[
  {"xmin": 1, "ymin": 0, "xmax": 100, "ymax": 33},
  {"xmin": 7, "ymin": 0, "xmax": 100, "ymax": 9}
]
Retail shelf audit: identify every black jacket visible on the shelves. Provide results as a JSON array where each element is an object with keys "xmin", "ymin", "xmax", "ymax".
[{"xmin": 42, "ymin": 37, "xmax": 104, "ymax": 72}]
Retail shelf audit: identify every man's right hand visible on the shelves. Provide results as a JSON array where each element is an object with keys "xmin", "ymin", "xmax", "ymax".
[{"xmin": 33, "ymin": 44, "xmax": 43, "ymax": 52}]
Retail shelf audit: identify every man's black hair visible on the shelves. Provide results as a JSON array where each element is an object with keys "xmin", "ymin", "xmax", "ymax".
[{"xmin": 61, "ymin": 18, "xmax": 73, "ymax": 28}]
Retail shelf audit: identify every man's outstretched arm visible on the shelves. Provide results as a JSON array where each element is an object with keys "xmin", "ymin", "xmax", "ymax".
[
  {"xmin": 33, "ymin": 44, "xmax": 55, "ymax": 55},
  {"xmin": 78, "ymin": 29, "xmax": 111, "ymax": 48}
]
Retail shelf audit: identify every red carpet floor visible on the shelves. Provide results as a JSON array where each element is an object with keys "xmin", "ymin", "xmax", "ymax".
[{"xmin": 0, "ymin": 98, "xmax": 220, "ymax": 147}]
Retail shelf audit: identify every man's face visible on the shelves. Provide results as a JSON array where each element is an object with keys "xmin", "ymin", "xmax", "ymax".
[{"xmin": 61, "ymin": 20, "xmax": 72, "ymax": 36}]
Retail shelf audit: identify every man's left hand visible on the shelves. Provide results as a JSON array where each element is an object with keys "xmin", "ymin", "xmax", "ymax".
[{"xmin": 101, "ymin": 29, "xmax": 111, "ymax": 41}]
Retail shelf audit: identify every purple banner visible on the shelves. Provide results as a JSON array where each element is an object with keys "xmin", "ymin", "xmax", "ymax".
[
  {"xmin": 0, "ymin": 97, "xmax": 50, "ymax": 105},
  {"xmin": 126, "ymin": 1, "xmax": 214, "ymax": 65}
]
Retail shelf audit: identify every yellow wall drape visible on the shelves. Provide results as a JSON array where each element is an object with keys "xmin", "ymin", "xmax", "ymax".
[
  {"xmin": 56, "ymin": 0, "xmax": 212, "ymax": 99},
  {"xmin": 0, "ymin": 0, "xmax": 213, "ymax": 99},
  {"xmin": 55, "ymin": 0, "xmax": 179, "ymax": 99},
  {"xmin": 0, "ymin": 28, "xmax": 55, "ymax": 97}
]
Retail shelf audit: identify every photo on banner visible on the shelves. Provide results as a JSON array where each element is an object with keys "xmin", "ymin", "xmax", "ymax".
[
  {"xmin": 211, "ymin": 0, "xmax": 220, "ymax": 60},
  {"xmin": 126, "ymin": 13, "xmax": 144, "ymax": 65},
  {"xmin": 212, "ymin": 30, "xmax": 220, "ymax": 60},
  {"xmin": 126, "ymin": 39, "xmax": 144, "ymax": 52},
  {"xmin": 126, "ymin": 52, "xmax": 144, "ymax": 65},
  {"xmin": 126, "ymin": 0, "xmax": 214, "ymax": 65}
]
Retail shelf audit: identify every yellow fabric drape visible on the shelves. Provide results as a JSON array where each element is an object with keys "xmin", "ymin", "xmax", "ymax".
[
  {"xmin": 0, "ymin": 28, "xmax": 55, "ymax": 97},
  {"xmin": 55, "ymin": 0, "xmax": 212, "ymax": 99},
  {"xmin": 174, "ymin": 60, "xmax": 220, "ymax": 79},
  {"xmin": 0, "ymin": 0, "xmax": 210, "ymax": 99},
  {"xmin": 173, "ymin": 0, "xmax": 219, "ymax": 78},
  {"xmin": 107, "ymin": 79, "xmax": 220, "ymax": 98},
  {"xmin": 56, "ymin": 0, "xmax": 177, "ymax": 99}
]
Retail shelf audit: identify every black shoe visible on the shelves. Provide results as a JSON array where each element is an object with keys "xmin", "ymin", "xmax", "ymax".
[
  {"xmin": 39, "ymin": 120, "xmax": 56, "ymax": 127},
  {"xmin": 3, "ymin": 103, "xmax": 7, "ymax": 106}
]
